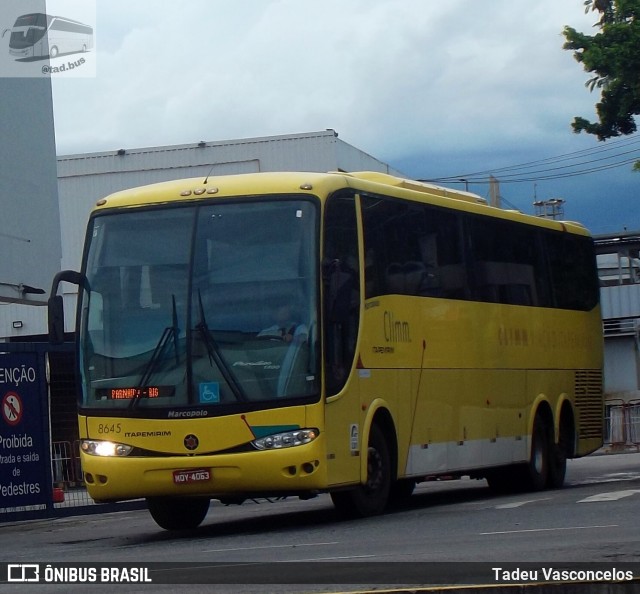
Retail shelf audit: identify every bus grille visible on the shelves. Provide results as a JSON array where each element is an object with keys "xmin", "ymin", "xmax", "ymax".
[{"xmin": 574, "ymin": 370, "xmax": 604, "ymax": 439}]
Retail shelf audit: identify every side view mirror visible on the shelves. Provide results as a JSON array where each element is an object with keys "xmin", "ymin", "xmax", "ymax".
[
  {"xmin": 48, "ymin": 270, "xmax": 85, "ymax": 344},
  {"xmin": 48, "ymin": 295, "xmax": 65, "ymax": 345}
]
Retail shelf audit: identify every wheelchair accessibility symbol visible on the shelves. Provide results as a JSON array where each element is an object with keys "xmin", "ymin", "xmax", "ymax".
[{"xmin": 199, "ymin": 382, "xmax": 220, "ymax": 404}]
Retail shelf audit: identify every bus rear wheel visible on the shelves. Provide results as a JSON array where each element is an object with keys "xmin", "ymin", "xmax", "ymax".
[
  {"xmin": 547, "ymin": 432, "xmax": 567, "ymax": 488},
  {"xmin": 486, "ymin": 413, "xmax": 551, "ymax": 493},
  {"xmin": 147, "ymin": 496, "xmax": 210, "ymax": 530},
  {"xmin": 521, "ymin": 414, "xmax": 550, "ymax": 491},
  {"xmin": 486, "ymin": 468, "xmax": 516, "ymax": 493},
  {"xmin": 331, "ymin": 424, "xmax": 391, "ymax": 517}
]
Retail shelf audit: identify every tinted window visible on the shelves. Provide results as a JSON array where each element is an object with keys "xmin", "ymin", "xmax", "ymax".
[
  {"xmin": 50, "ymin": 19, "xmax": 92, "ymax": 34},
  {"xmin": 360, "ymin": 192, "xmax": 598, "ymax": 312},
  {"xmin": 361, "ymin": 195, "xmax": 465, "ymax": 299},
  {"xmin": 545, "ymin": 231, "xmax": 599, "ymax": 311},
  {"xmin": 466, "ymin": 216, "xmax": 546, "ymax": 306}
]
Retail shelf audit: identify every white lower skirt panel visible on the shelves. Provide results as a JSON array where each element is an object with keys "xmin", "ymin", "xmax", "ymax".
[{"xmin": 405, "ymin": 436, "xmax": 530, "ymax": 477}]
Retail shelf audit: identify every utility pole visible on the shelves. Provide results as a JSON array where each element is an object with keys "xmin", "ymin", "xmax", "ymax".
[
  {"xmin": 533, "ymin": 198, "xmax": 565, "ymax": 220},
  {"xmin": 489, "ymin": 175, "xmax": 500, "ymax": 208}
]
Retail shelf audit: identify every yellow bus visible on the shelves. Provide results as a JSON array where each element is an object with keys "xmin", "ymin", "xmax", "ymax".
[{"xmin": 49, "ymin": 171, "xmax": 603, "ymax": 530}]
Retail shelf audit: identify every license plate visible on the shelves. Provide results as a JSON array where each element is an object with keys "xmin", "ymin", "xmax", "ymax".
[{"xmin": 173, "ymin": 468, "xmax": 211, "ymax": 485}]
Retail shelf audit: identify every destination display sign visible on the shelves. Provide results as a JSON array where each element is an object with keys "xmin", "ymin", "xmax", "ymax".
[{"xmin": 95, "ymin": 386, "xmax": 175, "ymax": 400}]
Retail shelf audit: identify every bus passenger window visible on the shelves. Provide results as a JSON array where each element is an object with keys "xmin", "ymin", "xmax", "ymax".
[{"xmin": 361, "ymin": 195, "xmax": 465, "ymax": 299}]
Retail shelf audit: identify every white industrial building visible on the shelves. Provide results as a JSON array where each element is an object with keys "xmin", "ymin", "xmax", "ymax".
[
  {"xmin": 595, "ymin": 232, "xmax": 640, "ymax": 449},
  {"xmin": 4, "ymin": 129, "xmax": 403, "ymax": 340}
]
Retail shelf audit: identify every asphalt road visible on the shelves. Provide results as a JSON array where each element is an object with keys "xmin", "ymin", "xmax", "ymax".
[{"xmin": 1, "ymin": 452, "xmax": 640, "ymax": 593}]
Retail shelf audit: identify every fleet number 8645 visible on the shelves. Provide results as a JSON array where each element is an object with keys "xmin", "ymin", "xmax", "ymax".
[{"xmin": 97, "ymin": 423, "xmax": 122, "ymax": 434}]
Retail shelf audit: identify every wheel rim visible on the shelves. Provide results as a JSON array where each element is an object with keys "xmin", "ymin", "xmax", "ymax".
[{"xmin": 533, "ymin": 442, "xmax": 544, "ymax": 474}]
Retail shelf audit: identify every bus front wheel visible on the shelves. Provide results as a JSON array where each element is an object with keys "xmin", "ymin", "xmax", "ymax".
[
  {"xmin": 146, "ymin": 496, "xmax": 210, "ymax": 530},
  {"xmin": 330, "ymin": 424, "xmax": 391, "ymax": 517},
  {"xmin": 388, "ymin": 478, "xmax": 416, "ymax": 508},
  {"xmin": 49, "ymin": 46, "xmax": 59, "ymax": 58}
]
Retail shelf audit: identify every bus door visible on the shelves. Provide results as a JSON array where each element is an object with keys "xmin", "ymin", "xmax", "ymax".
[{"xmin": 323, "ymin": 191, "xmax": 362, "ymax": 486}]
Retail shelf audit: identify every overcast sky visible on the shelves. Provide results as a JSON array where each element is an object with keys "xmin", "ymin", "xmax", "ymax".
[{"xmin": 48, "ymin": 0, "xmax": 639, "ymax": 234}]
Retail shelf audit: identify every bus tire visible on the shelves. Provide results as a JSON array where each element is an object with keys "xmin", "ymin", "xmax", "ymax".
[
  {"xmin": 50, "ymin": 46, "xmax": 59, "ymax": 58},
  {"xmin": 388, "ymin": 478, "xmax": 416, "ymax": 508},
  {"xmin": 330, "ymin": 424, "xmax": 391, "ymax": 517},
  {"xmin": 522, "ymin": 414, "xmax": 549, "ymax": 491},
  {"xmin": 486, "ymin": 467, "xmax": 518, "ymax": 493},
  {"xmin": 547, "ymin": 435, "xmax": 567, "ymax": 489},
  {"xmin": 147, "ymin": 496, "xmax": 210, "ymax": 530}
]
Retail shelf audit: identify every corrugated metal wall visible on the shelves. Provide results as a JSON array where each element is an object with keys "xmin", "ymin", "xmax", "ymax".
[
  {"xmin": 0, "ymin": 302, "xmax": 47, "ymax": 340},
  {"xmin": 601, "ymin": 284, "xmax": 640, "ymax": 320}
]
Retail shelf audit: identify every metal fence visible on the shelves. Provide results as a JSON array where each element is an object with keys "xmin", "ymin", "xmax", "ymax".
[
  {"xmin": 52, "ymin": 440, "xmax": 93, "ymax": 508},
  {"xmin": 605, "ymin": 400, "xmax": 640, "ymax": 451}
]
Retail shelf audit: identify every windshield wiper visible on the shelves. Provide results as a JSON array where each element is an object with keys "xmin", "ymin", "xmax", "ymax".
[
  {"xmin": 195, "ymin": 290, "xmax": 248, "ymax": 402},
  {"xmin": 129, "ymin": 296, "xmax": 180, "ymax": 409}
]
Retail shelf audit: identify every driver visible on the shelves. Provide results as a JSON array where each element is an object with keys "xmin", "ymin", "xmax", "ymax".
[{"xmin": 257, "ymin": 303, "xmax": 308, "ymax": 343}]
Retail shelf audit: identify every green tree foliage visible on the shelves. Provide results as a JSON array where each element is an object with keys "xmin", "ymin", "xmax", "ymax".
[{"xmin": 563, "ymin": 0, "xmax": 640, "ymax": 140}]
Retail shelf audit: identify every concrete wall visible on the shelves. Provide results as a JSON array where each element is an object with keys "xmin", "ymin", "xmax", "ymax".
[{"xmin": 0, "ymin": 78, "xmax": 61, "ymax": 305}]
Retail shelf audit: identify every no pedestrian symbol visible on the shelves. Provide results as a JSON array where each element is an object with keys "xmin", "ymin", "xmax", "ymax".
[{"xmin": 2, "ymin": 391, "xmax": 23, "ymax": 426}]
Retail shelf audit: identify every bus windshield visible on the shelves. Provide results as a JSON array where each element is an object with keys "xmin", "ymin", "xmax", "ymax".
[
  {"xmin": 9, "ymin": 13, "xmax": 49, "ymax": 49},
  {"xmin": 80, "ymin": 198, "xmax": 319, "ymax": 412}
]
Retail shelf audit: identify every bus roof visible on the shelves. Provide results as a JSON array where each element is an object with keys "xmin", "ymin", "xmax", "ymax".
[
  {"xmin": 92, "ymin": 170, "xmax": 591, "ymax": 236},
  {"xmin": 14, "ymin": 13, "xmax": 85, "ymax": 26},
  {"xmin": 342, "ymin": 171, "xmax": 487, "ymax": 205}
]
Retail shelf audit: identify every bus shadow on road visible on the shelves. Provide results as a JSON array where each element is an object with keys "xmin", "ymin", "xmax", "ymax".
[
  {"xmin": 133, "ymin": 479, "xmax": 499, "ymax": 543},
  {"xmin": 133, "ymin": 469, "xmax": 640, "ymax": 543}
]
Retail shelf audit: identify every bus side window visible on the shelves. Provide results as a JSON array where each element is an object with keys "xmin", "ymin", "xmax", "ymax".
[{"xmin": 323, "ymin": 192, "xmax": 360, "ymax": 396}]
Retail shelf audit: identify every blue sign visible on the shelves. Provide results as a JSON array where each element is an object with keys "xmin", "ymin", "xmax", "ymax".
[
  {"xmin": 0, "ymin": 353, "xmax": 50, "ymax": 509},
  {"xmin": 199, "ymin": 382, "xmax": 220, "ymax": 404}
]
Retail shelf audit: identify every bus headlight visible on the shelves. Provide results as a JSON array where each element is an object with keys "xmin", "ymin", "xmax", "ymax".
[
  {"xmin": 252, "ymin": 428, "xmax": 319, "ymax": 450},
  {"xmin": 81, "ymin": 439, "xmax": 133, "ymax": 457}
]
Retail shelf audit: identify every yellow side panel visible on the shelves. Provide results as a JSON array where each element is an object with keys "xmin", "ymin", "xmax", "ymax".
[
  {"xmin": 324, "ymin": 382, "xmax": 361, "ymax": 487},
  {"xmin": 352, "ymin": 294, "xmax": 602, "ymax": 474}
]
